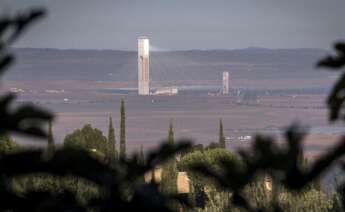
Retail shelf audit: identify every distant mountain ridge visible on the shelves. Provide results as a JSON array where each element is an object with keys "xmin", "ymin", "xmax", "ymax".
[{"xmin": 6, "ymin": 48, "xmax": 330, "ymax": 82}]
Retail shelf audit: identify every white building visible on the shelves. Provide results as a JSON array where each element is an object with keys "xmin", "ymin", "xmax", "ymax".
[
  {"xmin": 153, "ymin": 87, "xmax": 178, "ymax": 96},
  {"xmin": 222, "ymin": 71, "xmax": 229, "ymax": 95},
  {"xmin": 138, "ymin": 37, "xmax": 150, "ymax": 95}
]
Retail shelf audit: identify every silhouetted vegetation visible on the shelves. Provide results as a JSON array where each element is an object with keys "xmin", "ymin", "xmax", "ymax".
[
  {"xmin": 120, "ymin": 98, "xmax": 126, "ymax": 159},
  {"xmin": 47, "ymin": 121, "xmax": 55, "ymax": 157},
  {"xmin": 183, "ymin": 42, "xmax": 345, "ymax": 211},
  {"xmin": 64, "ymin": 124, "xmax": 108, "ymax": 158},
  {"xmin": 0, "ymin": 9, "xmax": 192, "ymax": 212},
  {"xmin": 0, "ymin": 134, "xmax": 20, "ymax": 154},
  {"xmin": 318, "ymin": 42, "xmax": 345, "ymax": 121},
  {"xmin": 1, "ymin": 7, "xmax": 345, "ymax": 212},
  {"xmin": 0, "ymin": 9, "xmax": 52, "ymax": 138},
  {"xmin": 219, "ymin": 119, "xmax": 226, "ymax": 149},
  {"xmin": 161, "ymin": 121, "xmax": 178, "ymax": 195},
  {"xmin": 107, "ymin": 115, "xmax": 117, "ymax": 161}
]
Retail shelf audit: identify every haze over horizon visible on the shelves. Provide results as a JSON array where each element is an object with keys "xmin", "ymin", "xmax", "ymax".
[
  {"xmin": 2, "ymin": 0, "xmax": 345, "ymax": 50},
  {"xmin": 12, "ymin": 46, "xmax": 330, "ymax": 52}
]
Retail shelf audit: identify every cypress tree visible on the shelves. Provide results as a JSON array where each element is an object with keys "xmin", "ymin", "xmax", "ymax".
[
  {"xmin": 138, "ymin": 144, "xmax": 145, "ymax": 165},
  {"xmin": 120, "ymin": 98, "xmax": 126, "ymax": 158},
  {"xmin": 168, "ymin": 121, "xmax": 174, "ymax": 144},
  {"xmin": 47, "ymin": 120, "xmax": 55, "ymax": 156},
  {"xmin": 108, "ymin": 115, "xmax": 117, "ymax": 160},
  {"xmin": 219, "ymin": 119, "xmax": 226, "ymax": 148},
  {"xmin": 138, "ymin": 144, "xmax": 145, "ymax": 184},
  {"xmin": 161, "ymin": 121, "xmax": 178, "ymax": 194}
]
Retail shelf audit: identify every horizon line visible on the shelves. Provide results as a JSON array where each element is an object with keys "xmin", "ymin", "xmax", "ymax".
[{"xmin": 11, "ymin": 46, "xmax": 328, "ymax": 52}]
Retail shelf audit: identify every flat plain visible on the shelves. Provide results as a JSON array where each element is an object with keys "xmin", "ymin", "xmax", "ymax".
[
  {"xmin": 5, "ymin": 80, "xmax": 341, "ymax": 159},
  {"xmin": 3, "ymin": 48, "xmax": 342, "ymax": 158}
]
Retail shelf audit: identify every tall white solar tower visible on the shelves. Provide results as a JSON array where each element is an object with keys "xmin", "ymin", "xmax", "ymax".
[
  {"xmin": 222, "ymin": 72, "xmax": 229, "ymax": 95},
  {"xmin": 138, "ymin": 37, "xmax": 150, "ymax": 95}
]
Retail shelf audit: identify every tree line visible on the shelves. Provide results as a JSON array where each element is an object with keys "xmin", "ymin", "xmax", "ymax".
[{"xmin": 63, "ymin": 98, "xmax": 127, "ymax": 163}]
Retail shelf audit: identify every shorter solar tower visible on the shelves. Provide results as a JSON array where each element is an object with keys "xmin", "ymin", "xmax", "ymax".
[
  {"xmin": 138, "ymin": 37, "xmax": 150, "ymax": 95},
  {"xmin": 222, "ymin": 71, "xmax": 229, "ymax": 95}
]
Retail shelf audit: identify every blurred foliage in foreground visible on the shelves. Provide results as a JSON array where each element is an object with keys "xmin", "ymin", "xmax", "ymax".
[
  {"xmin": 183, "ymin": 41, "xmax": 345, "ymax": 211},
  {"xmin": 1, "ymin": 8, "xmax": 345, "ymax": 212},
  {"xmin": 0, "ymin": 9, "xmax": 192, "ymax": 212}
]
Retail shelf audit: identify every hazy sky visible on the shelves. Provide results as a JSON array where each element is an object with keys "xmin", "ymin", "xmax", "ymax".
[{"xmin": 2, "ymin": 0, "xmax": 345, "ymax": 50}]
